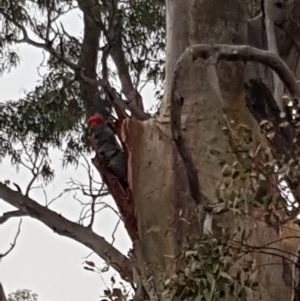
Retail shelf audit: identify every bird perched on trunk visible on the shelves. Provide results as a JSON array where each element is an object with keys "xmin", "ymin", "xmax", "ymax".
[{"xmin": 87, "ymin": 113, "xmax": 127, "ymax": 188}]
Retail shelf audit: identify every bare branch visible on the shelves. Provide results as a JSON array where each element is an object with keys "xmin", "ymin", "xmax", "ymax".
[
  {"xmin": 111, "ymin": 217, "xmax": 121, "ymax": 246},
  {"xmin": 0, "ymin": 183, "xmax": 133, "ymax": 282},
  {"xmin": 0, "ymin": 210, "xmax": 26, "ymax": 224},
  {"xmin": 175, "ymin": 44, "xmax": 300, "ymax": 100},
  {"xmin": 88, "ymin": 196, "xmax": 97, "ymax": 228},
  {"xmin": 107, "ymin": 1, "xmax": 144, "ymax": 109},
  {"xmin": 0, "ymin": 219, "xmax": 22, "ymax": 259},
  {"xmin": 108, "ymin": 21, "xmax": 145, "ymax": 111},
  {"xmin": 80, "ymin": 70, "xmax": 150, "ymax": 120},
  {"xmin": 77, "ymin": 0, "xmax": 108, "ymax": 117},
  {"xmin": 63, "ymin": 156, "xmax": 111, "ymax": 228},
  {"xmin": 84, "ymin": 1, "xmax": 148, "ymax": 119},
  {"xmin": 264, "ymin": 0, "xmax": 285, "ymax": 109},
  {"xmin": 67, "ymin": 178, "xmax": 108, "ymax": 198},
  {"xmin": 170, "ymin": 43, "xmax": 300, "ymax": 204}
]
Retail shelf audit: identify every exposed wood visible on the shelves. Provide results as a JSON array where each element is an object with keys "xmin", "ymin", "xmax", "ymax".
[
  {"xmin": 91, "ymin": 154, "xmax": 138, "ymax": 241},
  {"xmin": 3, "ymin": 1, "xmax": 300, "ymax": 300}
]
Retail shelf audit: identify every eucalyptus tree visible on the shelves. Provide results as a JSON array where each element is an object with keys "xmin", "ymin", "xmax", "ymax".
[{"xmin": 1, "ymin": 1, "xmax": 300, "ymax": 301}]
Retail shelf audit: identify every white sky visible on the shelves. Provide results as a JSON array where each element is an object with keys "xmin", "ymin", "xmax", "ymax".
[{"xmin": 0, "ymin": 9, "xmax": 155, "ymax": 301}]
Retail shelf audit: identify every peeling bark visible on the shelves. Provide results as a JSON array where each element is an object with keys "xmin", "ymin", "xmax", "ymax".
[
  {"xmin": 2, "ymin": 1, "xmax": 300, "ymax": 300},
  {"xmin": 122, "ymin": 0, "xmax": 248, "ymax": 297},
  {"xmin": 120, "ymin": 1, "xmax": 300, "ymax": 300}
]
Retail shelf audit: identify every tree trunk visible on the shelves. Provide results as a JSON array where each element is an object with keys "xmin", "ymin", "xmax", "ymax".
[
  {"xmin": 0, "ymin": 284, "xmax": 7, "ymax": 301},
  {"xmin": 3, "ymin": 0, "xmax": 300, "ymax": 300},
  {"xmin": 122, "ymin": 1, "xmax": 300, "ymax": 300}
]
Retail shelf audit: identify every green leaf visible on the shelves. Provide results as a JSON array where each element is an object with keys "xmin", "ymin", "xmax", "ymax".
[
  {"xmin": 219, "ymin": 271, "xmax": 232, "ymax": 280},
  {"xmin": 85, "ymin": 261, "xmax": 95, "ymax": 267},
  {"xmin": 204, "ymin": 289, "xmax": 210, "ymax": 301},
  {"xmin": 206, "ymin": 272, "xmax": 214, "ymax": 284},
  {"xmin": 194, "ymin": 293, "xmax": 203, "ymax": 301},
  {"xmin": 212, "ymin": 263, "xmax": 219, "ymax": 273},
  {"xmin": 209, "ymin": 279, "xmax": 216, "ymax": 301}
]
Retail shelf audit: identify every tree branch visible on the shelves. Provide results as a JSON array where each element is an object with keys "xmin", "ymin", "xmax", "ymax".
[
  {"xmin": 0, "ymin": 219, "xmax": 22, "ymax": 259},
  {"xmin": 80, "ymin": 69, "xmax": 150, "ymax": 120},
  {"xmin": 110, "ymin": 38, "xmax": 146, "ymax": 117},
  {"xmin": 0, "ymin": 8, "xmax": 80, "ymax": 72},
  {"xmin": 0, "ymin": 183, "xmax": 133, "ymax": 282},
  {"xmin": 170, "ymin": 43, "xmax": 300, "ymax": 204},
  {"xmin": 0, "ymin": 210, "xmax": 26, "ymax": 224},
  {"xmin": 109, "ymin": 20, "xmax": 145, "ymax": 111},
  {"xmin": 1, "ymin": 3, "xmax": 149, "ymax": 121},
  {"xmin": 87, "ymin": 0, "xmax": 147, "ymax": 119},
  {"xmin": 176, "ymin": 44, "xmax": 300, "ymax": 100},
  {"xmin": 77, "ymin": 0, "xmax": 112, "ymax": 118}
]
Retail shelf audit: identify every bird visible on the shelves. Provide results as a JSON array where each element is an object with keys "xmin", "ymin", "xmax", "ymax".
[{"xmin": 87, "ymin": 113, "xmax": 127, "ymax": 187}]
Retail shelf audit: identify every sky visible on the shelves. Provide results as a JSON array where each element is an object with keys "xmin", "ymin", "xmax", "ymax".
[{"xmin": 0, "ymin": 8, "xmax": 155, "ymax": 301}]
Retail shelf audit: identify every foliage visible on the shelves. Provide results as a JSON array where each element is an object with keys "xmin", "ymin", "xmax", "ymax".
[
  {"xmin": 0, "ymin": 69, "xmax": 88, "ymax": 168},
  {"xmin": 122, "ymin": 1, "xmax": 165, "ymax": 88},
  {"xmin": 2, "ymin": 1, "xmax": 300, "ymax": 301},
  {"xmin": 165, "ymin": 238, "xmax": 257, "ymax": 301},
  {"xmin": 161, "ymin": 153, "xmax": 262, "ymax": 301},
  {"xmin": 8, "ymin": 289, "xmax": 38, "ymax": 301},
  {"xmin": 162, "ymin": 109, "xmax": 300, "ymax": 300},
  {"xmin": 0, "ymin": 0, "xmax": 165, "ymax": 176},
  {"xmin": 101, "ymin": 281, "xmax": 131, "ymax": 301}
]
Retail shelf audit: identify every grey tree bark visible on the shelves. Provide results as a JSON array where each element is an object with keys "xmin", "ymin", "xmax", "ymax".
[
  {"xmin": 122, "ymin": 1, "xmax": 300, "ymax": 300},
  {"xmin": 2, "ymin": 1, "xmax": 300, "ymax": 300}
]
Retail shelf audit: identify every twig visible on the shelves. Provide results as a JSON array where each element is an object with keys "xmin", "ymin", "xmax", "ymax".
[
  {"xmin": 0, "ymin": 219, "xmax": 22, "ymax": 259},
  {"xmin": 88, "ymin": 196, "xmax": 97, "ymax": 228},
  {"xmin": 111, "ymin": 217, "xmax": 121, "ymax": 246},
  {"xmin": 25, "ymin": 151, "xmax": 47, "ymax": 197}
]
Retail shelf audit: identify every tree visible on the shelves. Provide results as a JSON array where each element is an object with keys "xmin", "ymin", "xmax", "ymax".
[{"xmin": 1, "ymin": 0, "xmax": 300, "ymax": 300}]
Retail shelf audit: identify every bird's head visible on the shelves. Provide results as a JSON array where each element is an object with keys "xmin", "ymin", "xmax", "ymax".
[{"xmin": 87, "ymin": 113, "xmax": 103, "ymax": 128}]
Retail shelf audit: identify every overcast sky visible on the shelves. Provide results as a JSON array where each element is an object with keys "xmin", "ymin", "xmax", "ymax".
[{"xmin": 0, "ymin": 9, "xmax": 155, "ymax": 301}]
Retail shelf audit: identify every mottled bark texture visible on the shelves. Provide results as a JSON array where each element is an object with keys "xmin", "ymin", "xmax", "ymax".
[
  {"xmin": 125, "ymin": 0, "xmax": 246, "ymax": 296},
  {"xmin": 2, "ymin": 0, "xmax": 300, "ymax": 300},
  {"xmin": 122, "ymin": 1, "xmax": 300, "ymax": 300}
]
